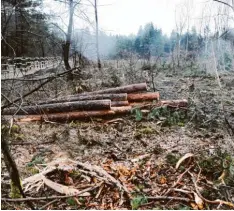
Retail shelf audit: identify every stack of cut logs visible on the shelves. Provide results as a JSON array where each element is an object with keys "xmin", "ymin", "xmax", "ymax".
[{"xmin": 2, "ymin": 83, "xmax": 188, "ymax": 122}]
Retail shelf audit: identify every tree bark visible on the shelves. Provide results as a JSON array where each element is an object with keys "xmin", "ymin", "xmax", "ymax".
[
  {"xmin": 130, "ymin": 99, "xmax": 188, "ymax": 108},
  {"xmin": 37, "ymin": 93, "xmax": 128, "ymax": 105},
  {"xmin": 111, "ymin": 101, "xmax": 129, "ymax": 107},
  {"xmin": 79, "ymin": 83, "xmax": 147, "ymax": 94},
  {"xmin": 13, "ymin": 106, "xmax": 132, "ymax": 122},
  {"xmin": 63, "ymin": 0, "xmax": 74, "ymax": 75},
  {"xmin": 1, "ymin": 120, "xmax": 35, "ymax": 209},
  {"xmin": 111, "ymin": 106, "xmax": 132, "ymax": 113},
  {"xmin": 3, "ymin": 100, "xmax": 111, "ymax": 115},
  {"xmin": 127, "ymin": 92, "xmax": 159, "ymax": 102},
  {"xmin": 94, "ymin": 0, "xmax": 101, "ymax": 70}
]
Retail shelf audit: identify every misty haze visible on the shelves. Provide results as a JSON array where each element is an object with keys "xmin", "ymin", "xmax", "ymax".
[{"xmin": 1, "ymin": 0, "xmax": 234, "ymax": 210}]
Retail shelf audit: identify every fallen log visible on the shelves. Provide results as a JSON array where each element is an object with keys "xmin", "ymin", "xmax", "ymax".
[
  {"xmin": 111, "ymin": 106, "xmax": 132, "ymax": 114},
  {"xmin": 160, "ymin": 99, "xmax": 188, "ymax": 107},
  {"xmin": 37, "ymin": 93, "xmax": 128, "ymax": 105},
  {"xmin": 3, "ymin": 100, "xmax": 111, "ymax": 115},
  {"xmin": 13, "ymin": 106, "xmax": 132, "ymax": 122},
  {"xmin": 79, "ymin": 83, "xmax": 147, "ymax": 95},
  {"xmin": 111, "ymin": 101, "xmax": 129, "ymax": 107},
  {"xmin": 127, "ymin": 92, "xmax": 160, "ymax": 102},
  {"xmin": 130, "ymin": 99, "xmax": 188, "ymax": 108}
]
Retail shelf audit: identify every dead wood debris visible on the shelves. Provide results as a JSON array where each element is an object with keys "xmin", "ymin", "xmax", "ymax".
[
  {"xmin": 2, "ymin": 153, "xmax": 234, "ymax": 210},
  {"xmin": 3, "ymin": 83, "xmax": 187, "ymax": 122}
]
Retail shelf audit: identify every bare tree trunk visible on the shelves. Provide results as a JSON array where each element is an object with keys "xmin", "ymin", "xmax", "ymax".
[
  {"xmin": 63, "ymin": 0, "xmax": 74, "ymax": 77},
  {"xmin": 40, "ymin": 40, "xmax": 45, "ymax": 57},
  {"xmin": 1, "ymin": 120, "xmax": 34, "ymax": 209},
  {"xmin": 15, "ymin": 3, "xmax": 20, "ymax": 56},
  {"xmin": 94, "ymin": 0, "xmax": 101, "ymax": 70}
]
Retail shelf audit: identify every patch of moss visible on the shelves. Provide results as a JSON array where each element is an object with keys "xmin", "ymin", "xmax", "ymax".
[
  {"xmin": 135, "ymin": 126, "xmax": 157, "ymax": 139},
  {"xmin": 166, "ymin": 153, "xmax": 179, "ymax": 166},
  {"xmin": 10, "ymin": 124, "xmax": 20, "ymax": 133},
  {"xmin": 27, "ymin": 155, "xmax": 45, "ymax": 167},
  {"xmin": 14, "ymin": 133, "xmax": 25, "ymax": 141},
  {"xmin": 26, "ymin": 167, "xmax": 40, "ymax": 175},
  {"xmin": 138, "ymin": 127, "xmax": 155, "ymax": 134},
  {"xmin": 10, "ymin": 181, "xmax": 22, "ymax": 198}
]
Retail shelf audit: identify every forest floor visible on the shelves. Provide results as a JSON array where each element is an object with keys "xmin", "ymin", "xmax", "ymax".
[{"xmin": 1, "ymin": 64, "xmax": 234, "ymax": 210}]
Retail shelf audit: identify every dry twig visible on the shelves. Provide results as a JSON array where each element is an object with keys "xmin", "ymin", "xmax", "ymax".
[{"xmin": 1, "ymin": 185, "xmax": 99, "ymax": 202}]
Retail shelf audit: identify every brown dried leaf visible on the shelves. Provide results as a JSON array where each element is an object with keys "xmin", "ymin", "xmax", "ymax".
[
  {"xmin": 159, "ymin": 176, "xmax": 167, "ymax": 184},
  {"xmin": 193, "ymin": 192, "xmax": 203, "ymax": 209}
]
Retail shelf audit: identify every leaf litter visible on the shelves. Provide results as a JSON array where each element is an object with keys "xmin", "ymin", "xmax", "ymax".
[{"xmin": 1, "ymin": 72, "xmax": 234, "ymax": 210}]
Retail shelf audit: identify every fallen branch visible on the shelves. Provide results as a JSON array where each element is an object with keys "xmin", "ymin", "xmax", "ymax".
[
  {"xmin": 43, "ymin": 176, "xmax": 90, "ymax": 196},
  {"xmin": 147, "ymin": 196, "xmax": 194, "ymax": 202},
  {"xmin": 1, "ymin": 186, "xmax": 99, "ymax": 202},
  {"xmin": 189, "ymin": 171, "xmax": 234, "ymax": 208},
  {"xmin": 1, "ymin": 67, "xmax": 80, "ymax": 110},
  {"xmin": 74, "ymin": 160, "xmax": 129, "ymax": 194},
  {"xmin": 39, "ymin": 199, "xmax": 58, "ymax": 210}
]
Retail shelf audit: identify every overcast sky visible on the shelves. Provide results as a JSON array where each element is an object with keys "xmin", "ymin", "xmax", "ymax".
[{"xmin": 44, "ymin": 0, "xmax": 234, "ymax": 36}]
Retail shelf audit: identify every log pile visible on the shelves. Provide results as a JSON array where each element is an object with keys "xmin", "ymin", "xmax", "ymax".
[{"xmin": 2, "ymin": 83, "xmax": 188, "ymax": 122}]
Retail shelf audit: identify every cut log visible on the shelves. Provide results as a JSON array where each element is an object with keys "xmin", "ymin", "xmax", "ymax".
[
  {"xmin": 111, "ymin": 106, "xmax": 132, "ymax": 114},
  {"xmin": 37, "ymin": 93, "xmax": 127, "ymax": 105},
  {"xmin": 15, "ymin": 110, "xmax": 114, "ymax": 122},
  {"xmin": 130, "ymin": 99, "xmax": 188, "ymax": 108},
  {"xmin": 127, "ymin": 92, "xmax": 160, "ymax": 102},
  {"xmin": 3, "ymin": 100, "xmax": 111, "ymax": 115},
  {"xmin": 13, "ymin": 106, "xmax": 132, "ymax": 122},
  {"xmin": 79, "ymin": 83, "xmax": 147, "ymax": 95},
  {"xmin": 111, "ymin": 101, "xmax": 129, "ymax": 107},
  {"xmin": 160, "ymin": 99, "xmax": 188, "ymax": 107}
]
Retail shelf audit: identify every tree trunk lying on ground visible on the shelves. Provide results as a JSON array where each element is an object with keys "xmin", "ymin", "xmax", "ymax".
[
  {"xmin": 111, "ymin": 101, "xmax": 129, "ymax": 107},
  {"xmin": 2, "ymin": 100, "xmax": 111, "ymax": 115},
  {"xmin": 5, "ymin": 100, "xmax": 188, "ymax": 122},
  {"xmin": 160, "ymin": 99, "xmax": 188, "ymax": 107},
  {"xmin": 130, "ymin": 99, "xmax": 188, "ymax": 108},
  {"xmin": 127, "ymin": 92, "xmax": 160, "ymax": 102},
  {"xmin": 37, "ymin": 93, "xmax": 128, "ymax": 105},
  {"xmin": 13, "ymin": 106, "xmax": 132, "ymax": 122},
  {"xmin": 79, "ymin": 83, "xmax": 147, "ymax": 95}
]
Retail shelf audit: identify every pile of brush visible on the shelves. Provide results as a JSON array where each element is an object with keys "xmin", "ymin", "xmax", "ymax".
[{"xmin": 2, "ymin": 83, "xmax": 188, "ymax": 122}]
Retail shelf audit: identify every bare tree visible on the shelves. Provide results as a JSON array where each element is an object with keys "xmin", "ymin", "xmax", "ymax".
[
  {"xmin": 94, "ymin": 0, "xmax": 101, "ymax": 70},
  {"xmin": 213, "ymin": 0, "xmax": 234, "ymax": 11},
  {"xmin": 174, "ymin": 3, "xmax": 187, "ymax": 67},
  {"xmin": 63, "ymin": 0, "xmax": 75, "ymax": 71},
  {"xmin": 85, "ymin": 0, "xmax": 102, "ymax": 69}
]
